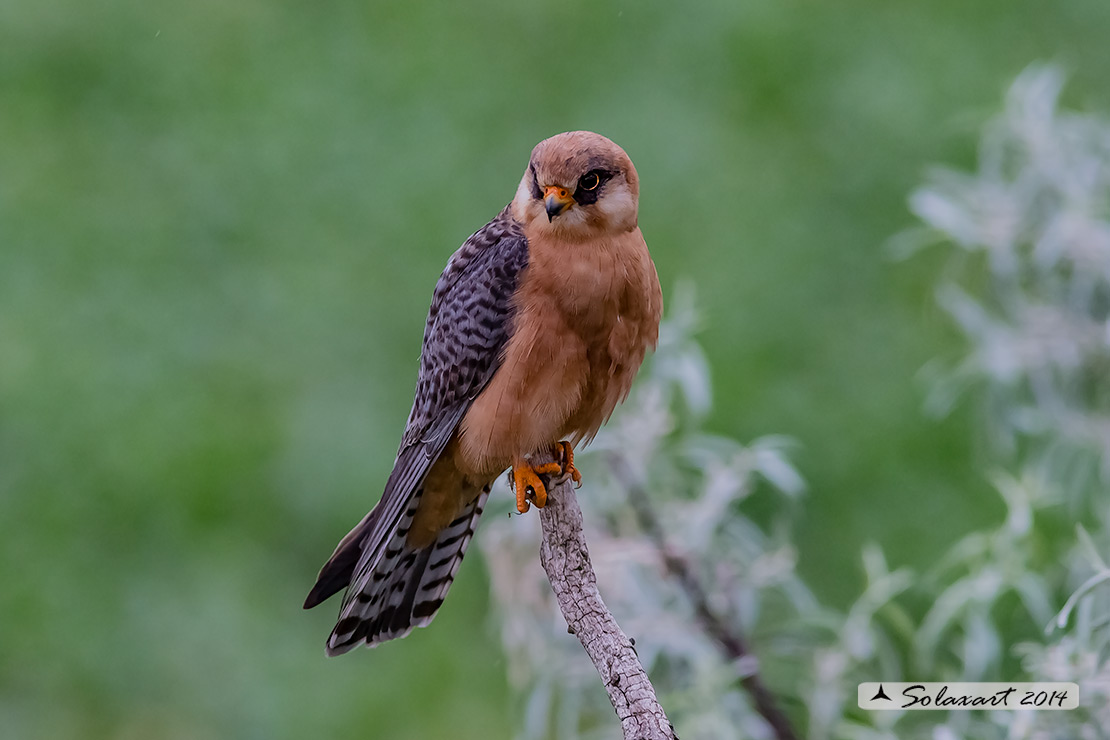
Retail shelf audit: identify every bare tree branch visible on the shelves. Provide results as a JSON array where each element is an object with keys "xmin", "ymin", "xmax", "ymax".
[{"xmin": 536, "ymin": 471, "xmax": 679, "ymax": 740}]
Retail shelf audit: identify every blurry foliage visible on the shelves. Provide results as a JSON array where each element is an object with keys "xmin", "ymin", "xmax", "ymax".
[
  {"xmin": 483, "ymin": 68, "xmax": 1110, "ymax": 739},
  {"xmin": 906, "ymin": 65, "xmax": 1110, "ymax": 740}
]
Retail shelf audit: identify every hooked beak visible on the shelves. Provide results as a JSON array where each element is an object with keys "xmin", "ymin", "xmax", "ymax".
[{"xmin": 543, "ymin": 185, "xmax": 574, "ymax": 221}]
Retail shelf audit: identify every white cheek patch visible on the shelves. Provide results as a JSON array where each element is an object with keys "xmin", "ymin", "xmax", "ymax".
[
  {"xmin": 514, "ymin": 177, "xmax": 533, "ymax": 204},
  {"xmin": 595, "ymin": 187, "xmax": 637, "ymax": 230}
]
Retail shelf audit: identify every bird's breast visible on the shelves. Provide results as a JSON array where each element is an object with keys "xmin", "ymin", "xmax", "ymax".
[
  {"xmin": 526, "ymin": 228, "xmax": 662, "ymax": 440},
  {"xmin": 455, "ymin": 226, "xmax": 661, "ymax": 476}
]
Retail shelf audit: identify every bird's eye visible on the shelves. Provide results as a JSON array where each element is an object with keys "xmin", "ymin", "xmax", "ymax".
[{"xmin": 573, "ymin": 168, "xmax": 612, "ymax": 205}]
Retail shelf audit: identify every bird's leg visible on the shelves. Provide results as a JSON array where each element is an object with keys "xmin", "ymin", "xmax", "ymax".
[
  {"xmin": 511, "ymin": 441, "xmax": 583, "ymax": 514},
  {"xmin": 512, "ymin": 458, "xmax": 563, "ymax": 514}
]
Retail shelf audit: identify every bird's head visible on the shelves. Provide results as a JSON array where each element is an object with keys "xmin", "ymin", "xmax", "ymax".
[{"xmin": 512, "ymin": 131, "xmax": 640, "ymax": 240}]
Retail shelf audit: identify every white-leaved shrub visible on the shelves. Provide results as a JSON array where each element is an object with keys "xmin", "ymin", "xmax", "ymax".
[{"xmin": 905, "ymin": 63, "xmax": 1110, "ymax": 740}]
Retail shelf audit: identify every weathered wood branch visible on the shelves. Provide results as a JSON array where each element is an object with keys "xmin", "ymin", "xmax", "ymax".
[{"xmin": 536, "ymin": 473, "xmax": 678, "ymax": 740}]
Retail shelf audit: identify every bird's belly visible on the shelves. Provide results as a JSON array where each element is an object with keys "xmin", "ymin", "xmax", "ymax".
[{"xmin": 456, "ymin": 300, "xmax": 645, "ymax": 477}]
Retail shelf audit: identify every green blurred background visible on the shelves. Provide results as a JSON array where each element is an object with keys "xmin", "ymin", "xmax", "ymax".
[{"xmin": 3, "ymin": 0, "xmax": 1109, "ymax": 737}]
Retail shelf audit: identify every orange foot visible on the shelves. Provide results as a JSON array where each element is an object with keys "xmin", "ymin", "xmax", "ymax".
[
  {"xmin": 511, "ymin": 441, "xmax": 583, "ymax": 514},
  {"xmin": 552, "ymin": 440, "xmax": 582, "ymax": 488}
]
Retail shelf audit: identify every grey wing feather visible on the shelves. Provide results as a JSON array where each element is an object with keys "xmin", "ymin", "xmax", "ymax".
[
  {"xmin": 401, "ymin": 206, "xmax": 528, "ymax": 449},
  {"xmin": 305, "ymin": 206, "xmax": 527, "ymax": 616}
]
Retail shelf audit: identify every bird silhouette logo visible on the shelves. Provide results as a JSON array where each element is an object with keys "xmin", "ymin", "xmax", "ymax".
[{"xmin": 871, "ymin": 684, "xmax": 892, "ymax": 702}]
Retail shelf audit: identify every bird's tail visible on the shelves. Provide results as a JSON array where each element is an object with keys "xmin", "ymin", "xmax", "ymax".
[
  {"xmin": 316, "ymin": 485, "xmax": 491, "ymax": 656},
  {"xmin": 303, "ymin": 506, "xmax": 384, "ymax": 611}
]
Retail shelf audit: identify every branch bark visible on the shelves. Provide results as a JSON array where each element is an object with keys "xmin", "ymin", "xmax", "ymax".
[{"xmin": 536, "ymin": 474, "xmax": 678, "ymax": 740}]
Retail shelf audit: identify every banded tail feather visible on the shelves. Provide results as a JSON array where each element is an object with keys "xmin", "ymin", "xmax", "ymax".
[
  {"xmin": 303, "ymin": 506, "xmax": 384, "ymax": 610},
  {"xmin": 321, "ymin": 486, "xmax": 491, "ymax": 656}
]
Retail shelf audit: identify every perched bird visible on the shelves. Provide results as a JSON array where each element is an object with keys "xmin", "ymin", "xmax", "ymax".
[{"xmin": 304, "ymin": 131, "xmax": 663, "ymax": 655}]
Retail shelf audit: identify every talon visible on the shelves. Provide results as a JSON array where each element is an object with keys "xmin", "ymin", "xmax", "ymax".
[
  {"xmin": 553, "ymin": 441, "xmax": 582, "ymax": 487},
  {"xmin": 512, "ymin": 461, "xmax": 555, "ymax": 513},
  {"xmin": 510, "ymin": 444, "xmax": 582, "ymax": 514}
]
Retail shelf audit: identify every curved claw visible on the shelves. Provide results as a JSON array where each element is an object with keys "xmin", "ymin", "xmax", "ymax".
[
  {"xmin": 554, "ymin": 441, "xmax": 583, "ymax": 487},
  {"xmin": 512, "ymin": 460, "xmax": 561, "ymax": 513},
  {"xmin": 510, "ymin": 442, "xmax": 584, "ymax": 514}
]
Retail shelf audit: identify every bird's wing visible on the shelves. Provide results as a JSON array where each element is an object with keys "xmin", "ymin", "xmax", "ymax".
[{"xmin": 304, "ymin": 206, "xmax": 527, "ymax": 612}]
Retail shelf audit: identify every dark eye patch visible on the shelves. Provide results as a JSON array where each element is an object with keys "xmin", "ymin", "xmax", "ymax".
[
  {"xmin": 573, "ymin": 169, "xmax": 614, "ymax": 206},
  {"xmin": 529, "ymin": 164, "xmax": 542, "ymax": 200}
]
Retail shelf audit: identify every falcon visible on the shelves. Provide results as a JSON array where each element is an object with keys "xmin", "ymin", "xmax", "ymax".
[{"xmin": 304, "ymin": 131, "xmax": 663, "ymax": 655}]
